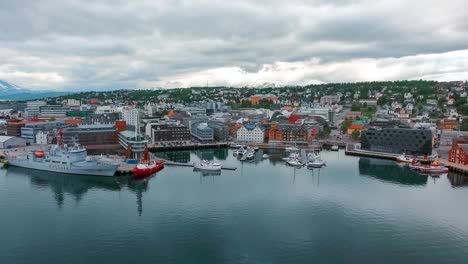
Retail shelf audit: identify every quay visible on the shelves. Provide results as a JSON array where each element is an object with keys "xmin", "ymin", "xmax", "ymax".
[
  {"xmin": 437, "ymin": 159, "xmax": 468, "ymax": 175},
  {"xmin": 345, "ymin": 143, "xmax": 399, "ymax": 160},
  {"xmin": 148, "ymin": 143, "xmax": 228, "ymax": 152}
]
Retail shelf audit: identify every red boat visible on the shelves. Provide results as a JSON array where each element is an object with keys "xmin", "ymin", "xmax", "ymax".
[{"xmin": 132, "ymin": 160, "xmax": 164, "ymax": 178}]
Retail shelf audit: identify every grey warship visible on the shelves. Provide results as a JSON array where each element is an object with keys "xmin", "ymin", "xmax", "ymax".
[{"xmin": 7, "ymin": 144, "xmax": 118, "ymax": 177}]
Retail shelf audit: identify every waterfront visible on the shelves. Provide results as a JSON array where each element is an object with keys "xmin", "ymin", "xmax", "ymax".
[{"xmin": 1, "ymin": 149, "xmax": 468, "ymax": 263}]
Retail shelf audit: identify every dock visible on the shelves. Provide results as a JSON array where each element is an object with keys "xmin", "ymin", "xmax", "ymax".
[
  {"xmin": 437, "ymin": 159, "xmax": 468, "ymax": 175},
  {"xmin": 163, "ymin": 160, "xmax": 237, "ymax": 170},
  {"xmin": 148, "ymin": 143, "xmax": 229, "ymax": 152}
]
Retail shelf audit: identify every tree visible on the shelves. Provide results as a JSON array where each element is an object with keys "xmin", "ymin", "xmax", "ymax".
[
  {"xmin": 351, "ymin": 130, "xmax": 360, "ymax": 140},
  {"xmin": 461, "ymin": 119, "xmax": 468, "ymax": 132},
  {"xmin": 351, "ymin": 103, "xmax": 360, "ymax": 111},
  {"xmin": 341, "ymin": 119, "xmax": 351, "ymax": 134}
]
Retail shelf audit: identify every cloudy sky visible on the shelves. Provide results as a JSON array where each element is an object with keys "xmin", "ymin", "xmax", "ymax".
[{"xmin": 0, "ymin": 0, "xmax": 467, "ymax": 91}]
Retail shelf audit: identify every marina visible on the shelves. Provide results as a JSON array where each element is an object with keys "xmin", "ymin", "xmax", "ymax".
[{"xmin": 2, "ymin": 148, "xmax": 468, "ymax": 264}]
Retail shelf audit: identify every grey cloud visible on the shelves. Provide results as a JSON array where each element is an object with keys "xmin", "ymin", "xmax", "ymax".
[{"xmin": 0, "ymin": 0, "xmax": 467, "ymax": 90}]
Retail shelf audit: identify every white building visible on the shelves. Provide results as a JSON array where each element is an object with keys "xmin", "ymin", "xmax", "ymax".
[
  {"xmin": 0, "ymin": 136, "xmax": 26, "ymax": 149},
  {"xmin": 236, "ymin": 124, "xmax": 264, "ymax": 144},
  {"xmin": 67, "ymin": 99, "xmax": 81, "ymax": 107},
  {"xmin": 95, "ymin": 106, "xmax": 120, "ymax": 114},
  {"xmin": 35, "ymin": 131, "xmax": 49, "ymax": 144},
  {"xmin": 122, "ymin": 107, "xmax": 140, "ymax": 127},
  {"xmin": 24, "ymin": 100, "xmax": 47, "ymax": 119}
]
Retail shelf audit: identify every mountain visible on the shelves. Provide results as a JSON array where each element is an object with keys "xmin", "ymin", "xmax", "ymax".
[{"xmin": 0, "ymin": 80, "xmax": 69, "ymax": 100}]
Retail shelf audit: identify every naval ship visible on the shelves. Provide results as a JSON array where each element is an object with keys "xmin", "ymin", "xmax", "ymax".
[{"xmin": 7, "ymin": 144, "xmax": 119, "ymax": 177}]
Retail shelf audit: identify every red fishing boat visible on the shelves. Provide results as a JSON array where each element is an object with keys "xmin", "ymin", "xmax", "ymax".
[{"xmin": 132, "ymin": 148, "xmax": 164, "ymax": 178}]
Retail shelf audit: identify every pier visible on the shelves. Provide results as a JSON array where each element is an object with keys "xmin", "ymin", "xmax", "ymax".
[
  {"xmin": 148, "ymin": 143, "xmax": 229, "ymax": 152},
  {"xmin": 437, "ymin": 159, "xmax": 468, "ymax": 175}
]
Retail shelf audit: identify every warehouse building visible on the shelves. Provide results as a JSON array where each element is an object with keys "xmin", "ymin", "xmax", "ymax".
[{"xmin": 0, "ymin": 136, "xmax": 27, "ymax": 149}]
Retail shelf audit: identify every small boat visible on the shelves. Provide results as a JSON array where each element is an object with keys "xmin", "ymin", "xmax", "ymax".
[
  {"xmin": 285, "ymin": 147, "xmax": 300, "ymax": 152},
  {"xmin": 418, "ymin": 166, "xmax": 449, "ymax": 174},
  {"xmin": 307, "ymin": 152, "xmax": 320, "ymax": 161},
  {"xmin": 254, "ymin": 146, "xmax": 259, "ymax": 151},
  {"xmin": 194, "ymin": 160, "xmax": 222, "ymax": 171},
  {"xmin": 287, "ymin": 158, "xmax": 303, "ymax": 166},
  {"xmin": 246, "ymin": 152, "xmax": 255, "ymax": 159},
  {"xmin": 396, "ymin": 154, "xmax": 414, "ymax": 163},
  {"xmin": 262, "ymin": 154, "xmax": 270, "ymax": 159},
  {"xmin": 331, "ymin": 145, "xmax": 339, "ymax": 151},
  {"xmin": 132, "ymin": 160, "xmax": 164, "ymax": 178},
  {"xmin": 306, "ymin": 160, "xmax": 326, "ymax": 168}
]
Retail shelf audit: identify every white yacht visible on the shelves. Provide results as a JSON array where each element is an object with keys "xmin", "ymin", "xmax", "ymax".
[{"xmin": 194, "ymin": 160, "xmax": 222, "ymax": 171}]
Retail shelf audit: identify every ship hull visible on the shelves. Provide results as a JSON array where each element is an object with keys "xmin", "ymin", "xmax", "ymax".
[{"xmin": 8, "ymin": 159, "xmax": 118, "ymax": 177}]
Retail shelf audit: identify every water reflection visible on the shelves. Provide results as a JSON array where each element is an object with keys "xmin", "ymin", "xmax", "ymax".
[
  {"xmin": 447, "ymin": 173, "xmax": 468, "ymax": 188},
  {"xmin": 358, "ymin": 158, "xmax": 428, "ymax": 186},
  {"xmin": 6, "ymin": 166, "xmax": 151, "ymax": 215}
]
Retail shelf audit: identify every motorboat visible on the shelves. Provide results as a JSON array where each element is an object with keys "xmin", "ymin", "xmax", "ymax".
[
  {"xmin": 307, "ymin": 152, "xmax": 320, "ymax": 161},
  {"xmin": 262, "ymin": 154, "xmax": 270, "ymax": 159},
  {"xmin": 287, "ymin": 158, "xmax": 303, "ymax": 166},
  {"xmin": 331, "ymin": 145, "xmax": 339, "ymax": 151},
  {"xmin": 194, "ymin": 160, "xmax": 222, "ymax": 171},
  {"xmin": 306, "ymin": 160, "xmax": 326, "ymax": 168},
  {"xmin": 285, "ymin": 147, "xmax": 300, "ymax": 152},
  {"xmin": 246, "ymin": 152, "xmax": 255, "ymax": 159},
  {"xmin": 418, "ymin": 166, "xmax": 449, "ymax": 174},
  {"xmin": 396, "ymin": 154, "xmax": 414, "ymax": 163},
  {"xmin": 254, "ymin": 146, "xmax": 259, "ymax": 151},
  {"xmin": 132, "ymin": 160, "xmax": 164, "ymax": 178}
]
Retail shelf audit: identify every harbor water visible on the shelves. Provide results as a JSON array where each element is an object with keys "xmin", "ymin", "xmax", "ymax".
[{"xmin": 1, "ymin": 149, "xmax": 468, "ymax": 264}]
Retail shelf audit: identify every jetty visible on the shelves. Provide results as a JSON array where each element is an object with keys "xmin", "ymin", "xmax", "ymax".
[{"xmin": 437, "ymin": 159, "xmax": 468, "ymax": 175}]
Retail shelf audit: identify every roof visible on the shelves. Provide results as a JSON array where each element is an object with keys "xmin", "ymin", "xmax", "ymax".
[
  {"xmin": 0, "ymin": 136, "xmax": 15, "ymax": 143},
  {"xmin": 349, "ymin": 124, "xmax": 365, "ymax": 130},
  {"xmin": 459, "ymin": 144, "xmax": 468, "ymax": 153}
]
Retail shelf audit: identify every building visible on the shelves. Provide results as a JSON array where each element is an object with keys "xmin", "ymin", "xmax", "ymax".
[
  {"xmin": 20, "ymin": 121, "xmax": 67, "ymax": 144},
  {"xmin": 360, "ymin": 127, "xmax": 433, "ymax": 156},
  {"xmin": 269, "ymin": 123, "xmax": 318, "ymax": 144},
  {"xmin": 84, "ymin": 112, "xmax": 121, "ymax": 125},
  {"xmin": 66, "ymin": 99, "xmax": 81, "ymax": 107},
  {"xmin": 448, "ymin": 144, "xmax": 468, "ymax": 165},
  {"xmin": 345, "ymin": 112, "xmax": 364, "ymax": 121},
  {"xmin": 148, "ymin": 123, "xmax": 191, "ymax": 143},
  {"xmin": 359, "ymin": 99, "xmax": 378, "ymax": 106},
  {"xmin": 236, "ymin": 123, "xmax": 264, "ymax": 143},
  {"xmin": 63, "ymin": 124, "xmax": 118, "ymax": 146},
  {"xmin": 320, "ymin": 95, "xmax": 340, "ymax": 105},
  {"xmin": 347, "ymin": 123, "xmax": 365, "ymax": 135},
  {"xmin": 439, "ymin": 119, "xmax": 459, "ymax": 131},
  {"xmin": 122, "ymin": 108, "xmax": 140, "ymax": 127},
  {"xmin": 35, "ymin": 131, "xmax": 51, "ymax": 144},
  {"xmin": 24, "ymin": 100, "xmax": 47, "ymax": 119},
  {"xmin": 191, "ymin": 122, "xmax": 214, "ymax": 141},
  {"xmin": 38, "ymin": 105, "xmax": 71, "ymax": 118},
  {"xmin": 208, "ymin": 121, "xmax": 229, "ymax": 141},
  {"xmin": 250, "ymin": 94, "xmax": 278, "ymax": 105},
  {"xmin": 6, "ymin": 119, "xmax": 26, "ymax": 137},
  {"xmin": 119, "ymin": 130, "xmax": 148, "ymax": 159},
  {"xmin": 0, "ymin": 136, "xmax": 26, "ymax": 149}
]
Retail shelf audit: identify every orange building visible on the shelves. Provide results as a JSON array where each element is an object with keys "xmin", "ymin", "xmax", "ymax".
[
  {"xmin": 250, "ymin": 95, "xmax": 278, "ymax": 105},
  {"xmin": 64, "ymin": 118, "xmax": 82, "ymax": 127},
  {"xmin": 347, "ymin": 124, "xmax": 365, "ymax": 135},
  {"xmin": 439, "ymin": 119, "xmax": 459, "ymax": 130}
]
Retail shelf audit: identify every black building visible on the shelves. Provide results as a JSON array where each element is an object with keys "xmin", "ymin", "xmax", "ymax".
[
  {"xmin": 151, "ymin": 124, "xmax": 190, "ymax": 142},
  {"xmin": 360, "ymin": 127, "xmax": 433, "ymax": 155}
]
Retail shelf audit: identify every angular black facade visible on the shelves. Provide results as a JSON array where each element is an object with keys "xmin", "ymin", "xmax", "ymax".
[{"xmin": 360, "ymin": 127, "xmax": 432, "ymax": 156}]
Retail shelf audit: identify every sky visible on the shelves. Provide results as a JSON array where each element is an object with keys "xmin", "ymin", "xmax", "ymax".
[{"xmin": 0, "ymin": 0, "xmax": 467, "ymax": 91}]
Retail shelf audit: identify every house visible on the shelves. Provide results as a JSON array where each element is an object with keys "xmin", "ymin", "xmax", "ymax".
[
  {"xmin": 347, "ymin": 123, "xmax": 365, "ymax": 135},
  {"xmin": 320, "ymin": 95, "xmax": 340, "ymax": 105},
  {"xmin": 449, "ymin": 142, "xmax": 468, "ymax": 165},
  {"xmin": 236, "ymin": 123, "xmax": 264, "ymax": 143},
  {"xmin": 345, "ymin": 112, "xmax": 363, "ymax": 121},
  {"xmin": 439, "ymin": 119, "xmax": 459, "ymax": 130},
  {"xmin": 359, "ymin": 99, "xmax": 378, "ymax": 106}
]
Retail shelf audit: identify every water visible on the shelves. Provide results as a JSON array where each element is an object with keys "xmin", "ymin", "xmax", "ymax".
[{"xmin": 1, "ymin": 149, "xmax": 468, "ymax": 264}]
